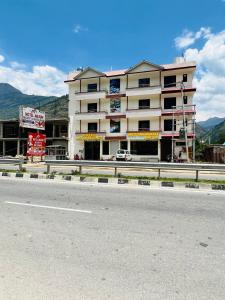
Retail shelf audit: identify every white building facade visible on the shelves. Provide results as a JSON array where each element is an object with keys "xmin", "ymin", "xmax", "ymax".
[{"xmin": 66, "ymin": 60, "xmax": 196, "ymax": 161}]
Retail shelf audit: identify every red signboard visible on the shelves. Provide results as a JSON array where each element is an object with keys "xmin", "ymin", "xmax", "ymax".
[{"xmin": 27, "ymin": 133, "xmax": 46, "ymax": 156}]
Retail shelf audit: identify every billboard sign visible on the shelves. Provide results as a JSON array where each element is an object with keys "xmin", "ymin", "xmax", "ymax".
[
  {"xmin": 19, "ymin": 107, "xmax": 45, "ymax": 130},
  {"xmin": 27, "ymin": 133, "xmax": 46, "ymax": 156}
]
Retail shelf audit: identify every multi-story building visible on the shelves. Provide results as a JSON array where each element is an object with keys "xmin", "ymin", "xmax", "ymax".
[
  {"xmin": 0, "ymin": 118, "xmax": 68, "ymax": 157},
  {"xmin": 66, "ymin": 59, "xmax": 196, "ymax": 161}
]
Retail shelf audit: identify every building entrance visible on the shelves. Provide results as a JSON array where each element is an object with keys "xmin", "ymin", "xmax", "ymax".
[
  {"xmin": 84, "ymin": 141, "xmax": 100, "ymax": 160},
  {"xmin": 160, "ymin": 139, "xmax": 172, "ymax": 161}
]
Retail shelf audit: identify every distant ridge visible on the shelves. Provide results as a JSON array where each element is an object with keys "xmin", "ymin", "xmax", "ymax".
[{"xmin": 0, "ymin": 83, "xmax": 58, "ymax": 120}]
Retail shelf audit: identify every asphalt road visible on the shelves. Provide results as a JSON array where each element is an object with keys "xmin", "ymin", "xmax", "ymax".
[{"xmin": 0, "ymin": 179, "xmax": 225, "ymax": 299}]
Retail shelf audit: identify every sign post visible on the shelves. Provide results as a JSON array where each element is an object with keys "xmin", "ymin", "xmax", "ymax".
[{"xmin": 19, "ymin": 107, "xmax": 46, "ymax": 161}]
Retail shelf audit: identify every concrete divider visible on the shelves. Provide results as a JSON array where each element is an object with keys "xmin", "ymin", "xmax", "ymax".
[{"xmin": 0, "ymin": 171, "xmax": 224, "ymax": 192}]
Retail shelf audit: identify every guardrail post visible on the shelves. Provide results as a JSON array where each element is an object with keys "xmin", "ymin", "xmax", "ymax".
[
  {"xmin": 195, "ymin": 170, "xmax": 199, "ymax": 182},
  {"xmin": 47, "ymin": 164, "xmax": 50, "ymax": 174},
  {"xmin": 19, "ymin": 162, "xmax": 23, "ymax": 172},
  {"xmin": 79, "ymin": 166, "xmax": 82, "ymax": 174},
  {"xmin": 158, "ymin": 168, "xmax": 161, "ymax": 180},
  {"xmin": 114, "ymin": 167, "xmax": 117, "ymax": 177}
]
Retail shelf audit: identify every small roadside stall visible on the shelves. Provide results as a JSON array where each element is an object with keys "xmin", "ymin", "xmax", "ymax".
[{"xmin": 45, "ymin": 145, "xmax": 67, "ymax": 161}]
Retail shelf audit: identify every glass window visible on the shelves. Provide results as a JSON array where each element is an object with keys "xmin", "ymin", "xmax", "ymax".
[
  {"xmin": 88, "ymin": 123, "xmax": 97, "ymax": 132},
  {"xmin": 183, "ymin": 96, "xmax": 188, "ymax": 105},
  {"xmin": 164, "ymin": 119, "xmax": 176, "ymax": 131},
  {"xmin": 139, "ymin": 99, "xmax": 150, "ymax": 109},
  {"xmin": 110, "ymin": 119, "xmax": 120, "ymax": 133},
  {"xmin": 131, "ymin": 141, "xmax": 158, "ymax": 155},
  {"xmin": 139, "ymin": 120, "xmax": 150, "ymax": 131},
  {"xmin": 183, "ymin": 74, "xmax": 187, "ymax": 82},
  {"xmin": 87, "ymin": 83, "xmax": 97, "ymax": 92},
  {"xmin": 139, "ymin": 78, "xmax": 150, "ymax": 87},
  {"xmin": 103, "ymin": 141, "xmax": 109, "ymax": 155},
  {"xmin": 164, "ymin": 97, "xmax": 176, "ymax": 109},
  {"xmin": 110, "ymin": 99, "xmax": 121, "ymax": 113},
  {"xmin": 110, "ymin": 79, "xmax": 120, "ymax": 94},
  {"xmin": 88, "ymin": 103, "xmax": 97, "ymax": 112},
  {"xmin": 120, "ymin": 141, "xmax": 128, "ymax": 150},
  {"xmin": 164, "ymin": 75, "xmax": 176, "ymax": 88}
]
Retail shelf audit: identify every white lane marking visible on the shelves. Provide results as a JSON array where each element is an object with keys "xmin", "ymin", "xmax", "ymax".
[{"xmin": 5, "ymin": 201, "xmax": 92, "ymax": 214}]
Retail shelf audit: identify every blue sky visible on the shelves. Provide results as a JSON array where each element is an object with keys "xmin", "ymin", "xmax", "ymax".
[{"xmin": 0, "ymin": 0, "xmax": 225, "ymax": 120}]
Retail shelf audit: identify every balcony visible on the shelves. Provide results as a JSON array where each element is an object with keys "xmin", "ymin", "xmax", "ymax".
[
  {"xmin": 74, "ymin": 89, "xmax": 107, "ymax": 100},
  {"xmin": 162, "ymin": 84, "xmax": 196, "ymax": 94},
  {"xmin": 126, "ymin": 85, "xmax": 161, "ymax": 97},
  {"xmin": 162, "ymin": 105, "xmax": 196, "ymax": 116},
  {"xmin": 126, "ymin": 107, "xmax": 161, "ymax": 118},
  {"xmin": 75, "ymin": 110, "xmax": 107, "ymax": 120}
]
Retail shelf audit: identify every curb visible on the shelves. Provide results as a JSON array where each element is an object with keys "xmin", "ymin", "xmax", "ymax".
[{"xmin": 0, "ymin": 172, "xmax": 225, "ymax": 192}]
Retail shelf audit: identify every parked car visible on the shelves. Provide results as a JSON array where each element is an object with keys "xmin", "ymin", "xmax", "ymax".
[{"xmin": 116, "ymin": 149, "xmax": 132, "ymax": 161}]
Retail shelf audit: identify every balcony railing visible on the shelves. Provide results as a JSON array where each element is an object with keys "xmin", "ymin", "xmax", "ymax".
[{"xmin": 126, "ymin": 85, "xmax": 161, "ymax": 97}]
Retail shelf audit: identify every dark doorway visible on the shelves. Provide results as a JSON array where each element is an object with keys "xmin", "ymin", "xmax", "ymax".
[
  {"xmin": 161, "ymin": 139, "xmax": 172, "ymax": 161},
  {"xmin": 5, "ymin": 141, "xmax": 17, "ymax": 156},
  {"xmin": 85, "ymin": 141, "xmax": 100, "ymax": 160}
]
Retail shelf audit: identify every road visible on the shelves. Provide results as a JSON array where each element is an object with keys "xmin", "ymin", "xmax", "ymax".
[
  {"xmin": 1, "ymin": 163, "xmax": 225, "ymax": 181},
  {"xmin": 0, "ymin": 179, "xmax": 225, "ymax": 299}
]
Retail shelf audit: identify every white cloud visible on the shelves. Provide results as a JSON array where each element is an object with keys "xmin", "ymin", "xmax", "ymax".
[
  {"xmin": 73, "ymin": 24, "xmax": 88, "ymax": 34},
  {"xmin": 177, "ymin": 29, "xmax": 225, "ymax": 121},
  {"xmin": 0, "ymin": 54, "xmax": 5, "ymax": 63},
  {"xmin": 175, "ymin": 27, "xmax": 211, "ymax": 49},
  {"xmin": 9, "ymin": 61, "xmax": 26, "ymax": 69},
  {"xmin": 0, "ymin": 61, "xmax": 67, "ymax": 96}
]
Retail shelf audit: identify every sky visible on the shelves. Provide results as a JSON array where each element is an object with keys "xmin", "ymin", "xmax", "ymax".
[{"xmin": 0, "ymin": 0, "xmax": 225, "ymax": 121}]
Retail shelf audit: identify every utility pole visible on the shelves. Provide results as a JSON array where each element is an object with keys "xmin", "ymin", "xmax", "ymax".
[{"xmin": 180, "ymin": 82, "xmax": 190, "ymax": 163}]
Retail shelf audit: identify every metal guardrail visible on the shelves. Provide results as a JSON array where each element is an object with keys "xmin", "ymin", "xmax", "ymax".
[
  {"xmin": 46, "ymin": 160, "xmax": 225, "ymax": 182},
  {"xmin": 0, "ymin": 159, "xmax": 24, "ymax": 171}
]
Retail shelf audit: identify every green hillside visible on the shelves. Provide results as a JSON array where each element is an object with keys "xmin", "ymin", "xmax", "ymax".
[{"xmin": 0, "ymin": 83, "xmax": 57, "ymax": 120}]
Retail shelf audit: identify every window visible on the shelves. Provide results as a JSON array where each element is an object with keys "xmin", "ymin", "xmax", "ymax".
[
  {"xmin": 183, "ymin": 74, "xmax": 187, "ymax": 82},
  {"xmin": 110, "ymin": 79, "xmax": 120, "ymax": 94},
  {"xmin": 88, "ymin": 123, "xmax": 97, "ymax": 132},
  {"xmin": 164, "ymin": 97, "xmax": 176, "ymax": 109},
  {"xmin": 120, "ymin": 141, "xmax": 128, "ymax": 150},
  {"xmin": 139, "ymin": 120, "xmax": 150, "ymax": 131},
  {"xmin": 60, "ymin": 125, "xmax": 68, "ymax": 134},
  {"xmin": 88, "ymin": 103, "xmax": 97, "ymax": 112},
  {"xmin": 110, "ymin": 119, "xmax": 120, "ymax": 133},
  {"xmin": 139, "ymin": 78, "xmax": 150, "ymax": 87},
  {"xmin": 164, "ymin": 119, "xmax": 176, "ymax": 131},
  {"xmin": 110, "ymin": 99, "xmax": 121, "ymax": 113},
  {"xmin": 139, "ymin": 99, "xmax": 150, "ymax": 109},
  {"xmin": 103, "ymin": 141, "xmax": 109, "ymax": 155},
  {"xmin": 183, "ymin": 96, "xmax": 188, "ymax": 105},
  {"xmin": 3, "ymin": 124, "xmax": 19, "ymax": 137},
  {"xmin": 87, "ymin": 83, "xmax": 97, "ymax": 92},
  {"xmin": 131, "ymin": 141, "xmax": 158, "ymax": 155},
  {"xmin": 164, "ymin": 75, "xmax": 176, "ymax": 88}
]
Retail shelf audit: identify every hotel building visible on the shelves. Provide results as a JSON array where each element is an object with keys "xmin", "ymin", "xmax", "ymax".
[{"xmin": 65, "ymin": 59, "xmax": 196, "ymax": 161}]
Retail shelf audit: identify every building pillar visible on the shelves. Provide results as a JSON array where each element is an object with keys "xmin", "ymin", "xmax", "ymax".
[
  {"xmin": 100, "ymin": 140, "xmax": 103, "ymax": 159},
  {"xmin": 158, "ymin": 139, "xmax": 161, "ymax": 162},
  {"xmin": 128, "ymin": 140, "xmax": 131, "ymax": 152},
  {"xmin": 17, "ymin": 140, "xmax": 20, "ymax": 155},
  {"xmin": 52, "ymin": 123, "xmax": 55, "ymax": 138},
  {"xmin": 0, "ymin": 122, "xmax": 3, "ymax": 138},
  {"xmin": 3, "ymin": 140, "xmax": 5, "ymax": 156}
]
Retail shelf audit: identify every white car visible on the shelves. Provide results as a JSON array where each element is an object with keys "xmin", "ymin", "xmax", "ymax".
[{"xmin": 116, "ymin": 149, "xmax": 132, "ymax": 161}]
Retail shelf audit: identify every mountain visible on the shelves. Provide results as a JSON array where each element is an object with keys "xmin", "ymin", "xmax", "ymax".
[
  {"xmin": 198, "ymin": 117, "xmax": 225, "ymax": 131},
  {"xmin": 206, "ymin": 120, "xmax": 225, "ymax": 144},
  {"xmin": 0, "ymin": 83, "xmax": 57, "ymax": 120},
  {"xmin": 39, "ymin": 95, "xmax": 68, "ymax": 119}
]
